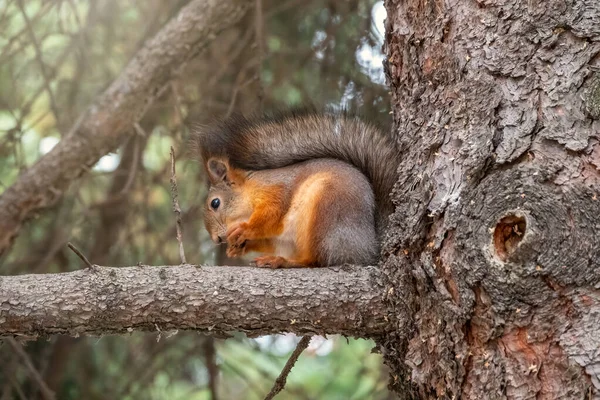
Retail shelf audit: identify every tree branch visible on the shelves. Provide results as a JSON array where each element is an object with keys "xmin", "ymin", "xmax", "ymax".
[
  {"xmin": 0, "ymin": 265, "xmax": 390, "ymax": 338},
  {"xmin": 0, "ymin": 0, "xmax": 252, "ymax": 256}
]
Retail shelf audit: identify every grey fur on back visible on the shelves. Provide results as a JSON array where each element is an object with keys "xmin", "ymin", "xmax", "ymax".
[{"xmin": 311, "ymin": 160, "xmax": 378, "ymax": 265}]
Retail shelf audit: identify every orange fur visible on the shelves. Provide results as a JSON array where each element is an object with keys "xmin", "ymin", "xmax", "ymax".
[
  {"xmin": 225, "ymin": 166, "xmax": 247, "ymax": 186},
  {"xmin": 243, "ymin": 239, "xmax": 275, "ymax": 254},
  {"xmin": 226, "ymin": 173, "xmax": 331, "ymax": 268},
  {"xmin": 246, "ymin": 183, "xmax": 287, "ymax": 238},
  {"xmin": 226, "ymin": 181, "xmax": 287, "ymax": 256},
  {"xmin": 285, "ymin": 172, "xmax": 333, "ymax": 266}
]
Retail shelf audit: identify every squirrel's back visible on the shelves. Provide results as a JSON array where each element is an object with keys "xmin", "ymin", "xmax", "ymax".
[{"xmin": 193, "ymin": 110, "xmax": 400, "ymax": 231}]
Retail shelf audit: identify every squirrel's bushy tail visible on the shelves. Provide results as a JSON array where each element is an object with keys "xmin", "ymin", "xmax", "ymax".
[{"xmin": 193, "ymin": 110, "xmax": 400, "ymax": 230}]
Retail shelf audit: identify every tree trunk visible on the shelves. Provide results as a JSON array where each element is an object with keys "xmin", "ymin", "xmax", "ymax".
[{"xmin": 381, "ymin": 0, "xmax": 600, "ymax": 398}]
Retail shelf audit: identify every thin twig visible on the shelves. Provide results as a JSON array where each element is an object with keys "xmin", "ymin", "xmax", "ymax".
[
  {"xmin": 265, "ymin": 0, "xmax": 306, "ymax": 18},
  {"xmin": 15, "ymin": 0, "xmax": 62, "ymax": 131},
  {"xmin": 0, "ymin": 1, "xmax": 54, "ymax": 65},
  {"xmin": 138, "ymin": 82, "xmax": 171, "ymax": 121},
  {"xmin": 206, "ymin": 26, "xmax": 254, "ymax": 90},
  {"xmin": 254, "ymin": 0, "xmax": 265, "ymax": 111},
  {"xmin": 66, "ymin": 242, "xmax": 94, "ymax": 269},
  {"xmin": 133, "ymin": 122, "xmax": 148, "ymax": 137},
  {"xmin": 65, "ymin": 0, "xmax": 83, "ymax": 31},
  {"xmin": 3, "ymin": 356, "xmax": 28, "ymax": 400},
  {"xmin": 264, "ymin": 336, "xmax": 311, "ymax": 400},
  {"xmin": 9, "ymin": 375, "xmax": 28, "ymax": 400},
  {"xmin": 221, "ymin": 359, "xmax": 266, "ymax": 397},
  {"xmin": 205, "ymin": 0, "xmax": 296, "ymax": 92},
  {"xmin": 170, "ymin": 82, "xmax": 185, "ymax": 127},
  {"xmin": 6, "ymin": 338, "xmax": 56, "ymax": 400},
  {"xmin": 118, "ymin": 135, "xmax": 141, "ymax": 196},
  {"xmin": 204, "ymin": 337, "xmax": 219, "ymax": 400},
  {"xmin": 225, "ymin": 71, "xmax": 257, "ymax": 119},
  {"xmin": 170, "ymin": 146, "xmax": 187, "ymax": 264}
]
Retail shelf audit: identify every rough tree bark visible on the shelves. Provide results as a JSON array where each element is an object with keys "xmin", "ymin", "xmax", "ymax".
[
  {"xmin": 0, "ymin": 265, "xmax": 387, "ymax": 339},
  {"xmin": 380, "ymin": 0, "xmax": 600, "ymax": 398},
  {"xmin": 0, "ymin": 0, "xmax": 252, "ymax": 256}
]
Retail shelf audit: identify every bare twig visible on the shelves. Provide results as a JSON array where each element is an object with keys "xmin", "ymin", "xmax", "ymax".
[
  {"xmin": 118, "ymin": 135, "xmax": 141, "ymax": 196},
  {"xmin": 170, "ymin": 146, "xmax": 187, "ymax": 264},
  {"xmin": 0, "ymin": 1, "xmax": 55, "ymax": 65},
  {"xmin": 206, "ymin": 26, "xmax": 255, "ymax": 90},
  {"xmin": 66, "ymin": 242, "xmax": 94, "ymax": 269},
  {"xmin": 15, "ymin": 0, "xmax": 61, "ymax": 131},
  {"xmin": 117, "ymin": 337, "xmax": 172, "ymax": 399},
  {"xmin": 204, "ymin": 337, "xmax": 219, "ymax": 400},
  {"xmin": 255, "ymin": 0, "xmax": 265, "ymax": 110},
  {"xmin": 170, "ymin": 82, "xmax": 185, "ymax": 127},
  {"xmin": 8, "ymin": 375, "xmax": 28, "ymax": 400},
  {"xmin": 265, "ymin": 0, "xmax": 306, "ymax": 18},
  {"xmin": 6, "ymin": 338, "xmax": 56, "ymax": 400},
  {"xmin": 264, "ymin": 336, "xmax": 312, "ymax": 400},
  {"xmin": 3, "ymin": 356, "xmax": 29, "ymax": 400},
  {"xmin": 221, "ymin": 359, "xmax": 266, "ymax": 397},
  {"xmin": 65, "ymin": 0, "xmax": 83, "ymax": 31},
  {"xmin": 225, "ymin": 70, "xmax": 257, "ymax": 119},
  {"xmin": 205, "ymin": 0, "xmax": 296, "ymax": 96}
]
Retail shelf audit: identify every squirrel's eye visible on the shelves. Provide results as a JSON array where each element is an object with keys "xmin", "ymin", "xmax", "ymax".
[{"xmin": 210, "ymin": 198, "xmax": 221, "ymax": 210}]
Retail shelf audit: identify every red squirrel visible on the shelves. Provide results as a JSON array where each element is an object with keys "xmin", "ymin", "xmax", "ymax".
[{"xmin": 192, "ymin": 110, "xmax": 400, "ymax": 268}]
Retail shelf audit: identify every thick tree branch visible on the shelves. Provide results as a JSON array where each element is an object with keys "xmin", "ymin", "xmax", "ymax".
[
  {"xmin": 0, "ymin": 0, "xmax": 252, "ymax": 256},
  {"xmin": 0, "ymin": 265, "xmax": 389, "ymax": 338}
]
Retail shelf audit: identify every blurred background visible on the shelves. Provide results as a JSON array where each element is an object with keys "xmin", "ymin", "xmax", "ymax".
[{"xmin": 0, "ymin": 0, "xmax": 393, "ymax": 398}]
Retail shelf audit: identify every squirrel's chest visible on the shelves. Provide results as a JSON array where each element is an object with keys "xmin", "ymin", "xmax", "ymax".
[
  {"xmin": 272, "ymin": 211, "xmax": 300, "ymax": 259},
  {"xmin": 270, "ymin": 173, "xmax": 328, "ymax": 259}
]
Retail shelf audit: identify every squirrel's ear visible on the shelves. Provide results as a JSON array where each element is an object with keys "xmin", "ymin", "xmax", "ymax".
[{"xmin": 206, "ymin": 158, "xmax": 229, "ymax": 184}]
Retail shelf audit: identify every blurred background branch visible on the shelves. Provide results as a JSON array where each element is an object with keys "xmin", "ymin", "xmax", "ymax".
[{"xmin": 0, "ymin": 0, "xmax": 252, "ymax": 256}]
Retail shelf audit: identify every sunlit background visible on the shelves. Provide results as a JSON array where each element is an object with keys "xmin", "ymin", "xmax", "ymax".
[{"xmin": 0, "ymin": 1, "xmax": 393, "ymax": 398}]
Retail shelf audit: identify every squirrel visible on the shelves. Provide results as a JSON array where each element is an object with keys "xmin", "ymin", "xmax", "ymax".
[{"xmin": 192, "ymin": 110, "xmax": 400, "ymax": 268}]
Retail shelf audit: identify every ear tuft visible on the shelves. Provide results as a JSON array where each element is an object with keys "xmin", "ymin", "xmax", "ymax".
[{"xmin": 207, "ymin": 158, "xmax": 229, "ymax": 183}]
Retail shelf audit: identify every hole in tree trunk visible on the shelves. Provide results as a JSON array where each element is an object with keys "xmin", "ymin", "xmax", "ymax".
[{"xmin": 493, "ymin": 214, "xmax": 526, "ymax": 262}]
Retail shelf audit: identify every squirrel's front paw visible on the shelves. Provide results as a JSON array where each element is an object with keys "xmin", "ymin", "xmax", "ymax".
[
  {"xmin": 226, "ymin": 243, "xmax": 247, "ymax": 258},
  {"xmin": 226, "ymin": 222, "xmax": 251, "ymax": 248}
]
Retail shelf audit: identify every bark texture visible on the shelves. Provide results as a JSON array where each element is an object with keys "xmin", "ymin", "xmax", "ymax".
[
  {"xmin": 0, "ymin": 0, "xmax": 252, "ymax": 256},
  {"xmin": 0, "ymin": 265, "xmax": 388, "ymax": 339},
  {"xmin": 381, "ymin": 0, "xmax": 600, "ymax": 398}
]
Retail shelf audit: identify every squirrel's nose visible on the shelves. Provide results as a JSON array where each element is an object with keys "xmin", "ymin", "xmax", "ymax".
[{"xmin": 217, "ymin": 235, "xmax": 224, "ymax": 244}]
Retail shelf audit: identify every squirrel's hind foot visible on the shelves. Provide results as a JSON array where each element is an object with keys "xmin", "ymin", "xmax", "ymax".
[{"xmin": 251, "ymin": 256, "xmax": 312, "ymax": 269}]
